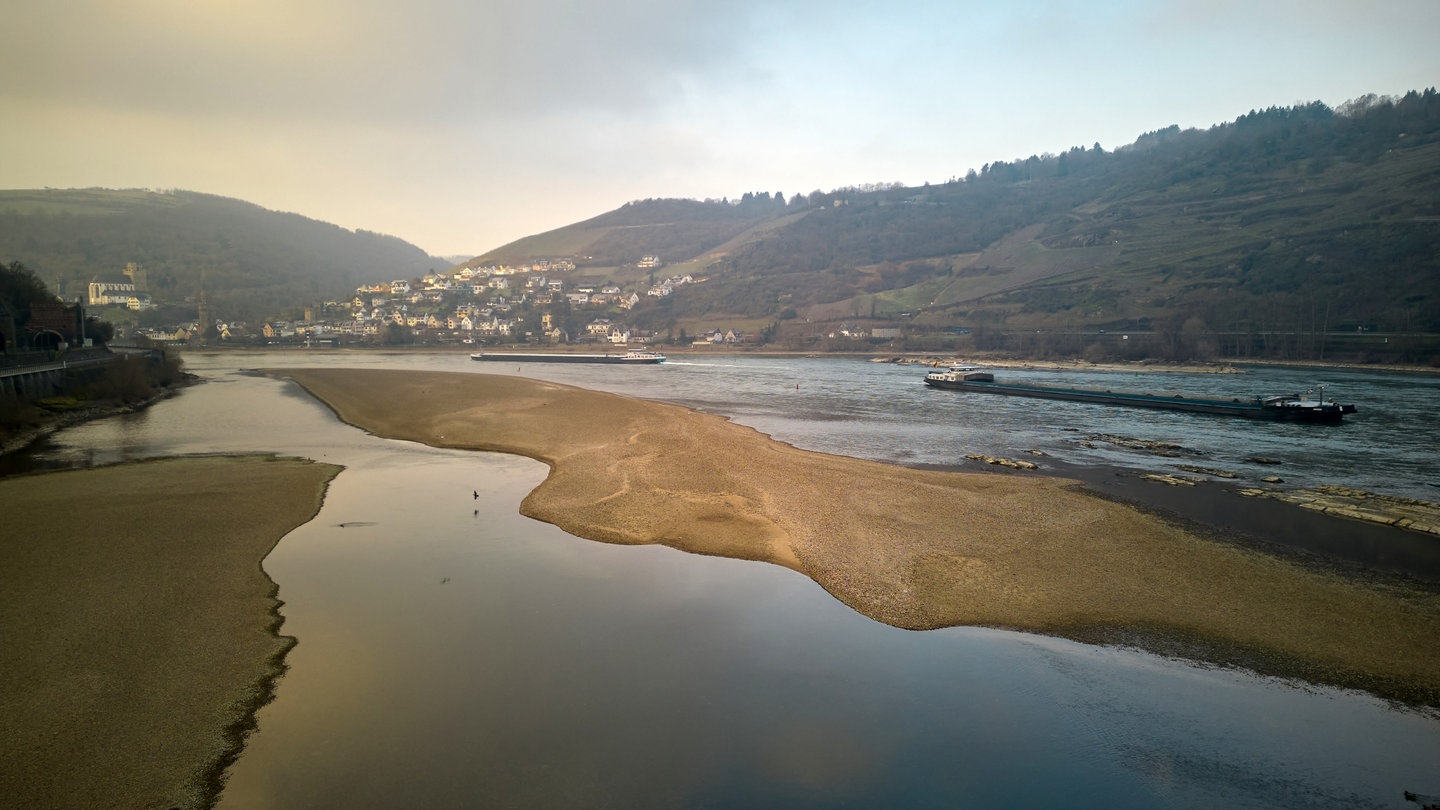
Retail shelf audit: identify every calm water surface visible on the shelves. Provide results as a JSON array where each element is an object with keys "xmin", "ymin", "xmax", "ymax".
[
  {"xmin": 178, "ymin": 350, "xmax": 1440, "ymax": 501},
  {"xmin": 17, "ymin": 353, "xmax": 1440, "ymax": 808}
]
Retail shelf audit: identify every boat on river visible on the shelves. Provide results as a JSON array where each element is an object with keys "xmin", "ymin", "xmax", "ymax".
[
  {"xmin": 942, "ymin": 363, "xmax": 994, "ymax": 382},
  {"xmin": 923, "ymin": 366, "xmax": 1357, "ymax": 423},
  {"xmin": 471, "ymin": 349, "xmax": 666, "ymax": 364}
]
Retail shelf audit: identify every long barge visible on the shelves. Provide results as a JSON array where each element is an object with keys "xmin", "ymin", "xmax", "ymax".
[
  {"xmin": 471, "ymin": 349, "xmax": 666, "ymax": 364},
  {"xmin": 923, "ymin": 366, "xmax": 1356, "ymax": 423}
]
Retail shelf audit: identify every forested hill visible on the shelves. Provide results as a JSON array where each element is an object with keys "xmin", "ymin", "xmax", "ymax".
[
  {"xmin": 0, "ymin": 189, "xmax": 443, "ymax": 321},
  {"xmin": 475, "ymin": 89, "xmax": 1440, "ymax": 358}
]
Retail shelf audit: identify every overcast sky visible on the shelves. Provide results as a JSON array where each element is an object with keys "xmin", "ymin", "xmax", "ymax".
[{"xmin": 4, "ymin": 1, "xmax": 1437, "ymax": 257}]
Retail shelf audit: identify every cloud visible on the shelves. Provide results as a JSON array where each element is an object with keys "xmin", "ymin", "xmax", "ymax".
[
  {"xmin": 4, "ymin": 0, "xmax": 778, "ymax": 126},
  {"xmin": 5, "ymin": 0, "xmax": 1439, "ymax": 255}
]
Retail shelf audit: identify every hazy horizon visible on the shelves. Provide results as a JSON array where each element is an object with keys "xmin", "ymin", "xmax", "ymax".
[{"xmin": 4, "ymin": 1, "xmax": 1437, "ymax": 256}]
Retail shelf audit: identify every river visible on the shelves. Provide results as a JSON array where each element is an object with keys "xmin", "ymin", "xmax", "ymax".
[{"xmin": 13, "ymin": 350, "xmax": 1440, "ymax": 808}]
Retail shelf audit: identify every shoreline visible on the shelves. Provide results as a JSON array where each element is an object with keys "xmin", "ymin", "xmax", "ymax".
[
  {"xmin": 177, "ymin": 343, "xmax": 1440, "ymax": 376},
  {"xmin": 0, "ymin": 376, "xmax": 197, "ymax": 458},
  {"xmin": 276, "ymin": 367, "xmax": 1440, "ymax": 708},
  {"xmin": 0, "ymin": 455, "xmax": 340, "ymax": 810},
  {"xmin": 916, "ymin": 454, "xmax": 1440, "ymax": 589}
]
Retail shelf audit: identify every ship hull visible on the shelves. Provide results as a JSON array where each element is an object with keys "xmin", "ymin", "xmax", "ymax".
[
  {"xmin": 923, "ymin": 378, "xmax": 1353, "ymax": 422},
  {"xmin": 471, "ymin": 352, "xmax": 665, "ymax": 364}
]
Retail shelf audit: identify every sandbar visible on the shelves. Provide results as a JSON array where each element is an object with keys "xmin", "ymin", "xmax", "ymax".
[
  {"xmin": 0, "ymin": 455, "xmax": 339, "ymax": 810},
  {"xmin": 279, "ymin": 367, "xmax": 1440, "ymax": 707}
]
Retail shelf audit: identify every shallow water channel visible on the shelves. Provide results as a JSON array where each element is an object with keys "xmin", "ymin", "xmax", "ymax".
[{"xmin": 17, "ymin": 355, "xmax": 1440, "ymax": 808}]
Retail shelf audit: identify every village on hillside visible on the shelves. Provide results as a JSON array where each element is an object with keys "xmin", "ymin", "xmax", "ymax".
[{"xmin": 100, "ymin": 258, "xmax": 755, "ymax": 349}]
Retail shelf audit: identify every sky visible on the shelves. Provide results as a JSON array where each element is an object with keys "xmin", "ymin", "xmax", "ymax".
[{"xmin": 4, "ymin": 1, "xmax": 1438, "ymax": 258}]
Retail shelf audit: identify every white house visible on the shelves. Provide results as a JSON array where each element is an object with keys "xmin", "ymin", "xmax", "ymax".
[{"xmin": 704, "ymin": 328, "xmax": 743, "ymax": 344}]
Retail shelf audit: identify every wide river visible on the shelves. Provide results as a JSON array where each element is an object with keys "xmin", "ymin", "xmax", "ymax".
[{"xmin": 15, "ymin": 351, "xmax": 1440, "ymax": 808}]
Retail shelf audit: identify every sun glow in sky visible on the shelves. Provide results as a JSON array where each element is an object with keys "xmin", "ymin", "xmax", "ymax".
[{"xmin": 4, "ymin": 1, "xmax": 1437, "ymax": 256}]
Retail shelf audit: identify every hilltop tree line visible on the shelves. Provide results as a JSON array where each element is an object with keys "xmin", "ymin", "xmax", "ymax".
[
  {"xmin": 0, "ymin": 260, "xmax": 53, "ymax": 327},
  {"xmin": 651, "ymin": 89, "xmax": 1440, "ymax": 350},
  {"xmin": 469, "ymin": 90, "xmax": 1439, "ymax": 364},
  {"xmin": 0, "ymin": 190, "xmax": 440, "ymax": 324},
  {"xmin": 3, "ymin": 90, "xmax": 1436, "ymax": 365},
  {"xmin": 0, "ymin": 260, "xmax": 116, "ymax": 347}
]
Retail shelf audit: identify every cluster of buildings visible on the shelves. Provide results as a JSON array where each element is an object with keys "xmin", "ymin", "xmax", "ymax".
[
  {"xmin": 332, "ymin": 263, "xmax": 697, "ymax": 343},
  {"xmin": 122, "ymin": 258, "xmax": 748, "ymax": 348}
]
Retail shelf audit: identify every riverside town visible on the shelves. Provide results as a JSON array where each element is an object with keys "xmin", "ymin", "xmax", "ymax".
[{"xmin": 95, "ymin": 259, "xmax": 757, "ymax": 349}]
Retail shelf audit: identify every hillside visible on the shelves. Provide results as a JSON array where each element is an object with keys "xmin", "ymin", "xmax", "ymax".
[
  {"xmin": 472, "ymin": 90, "xmax": 1440, "ymax": 363},
  {"xmin": 0, "ymin": 189, "xmax": 444, "ymax": 323},
  {"xmin": 3, "ymin": 92, "xmax": 1435, "ymax": 363}
]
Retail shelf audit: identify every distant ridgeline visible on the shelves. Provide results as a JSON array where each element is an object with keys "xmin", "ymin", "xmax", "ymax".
[
  {"xmin": 1, "ymin": 90, "xmax": 1437, "ymax": 364},
  {"xmin": 0, "ymin": 189, "xmax": 443, "ymax": 323},
  {"xmin": 472, "ymin": 89, "xmax": 1440, "ymax": 364}
]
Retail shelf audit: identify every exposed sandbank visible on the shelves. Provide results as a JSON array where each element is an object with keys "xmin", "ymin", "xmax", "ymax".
[
  {"xmin": 278, "ymin": 367, "xmax": 1440, "ymax": 706},
  {"xmin": 0, "ymin": 455, "xmax": 339, "ymax": 810}
]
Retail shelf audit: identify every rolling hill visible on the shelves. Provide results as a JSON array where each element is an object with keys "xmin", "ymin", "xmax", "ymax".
[
  {"xmin": 3, "ymin": 90, "xmax": 1436, "ymax": 364},
  {"xmin": 471, "ymin": 89, "xmax": 1440, "ymax": 363},
  {"xmin": 0, "ymin": 189, "xmax": 444, "ymax": 323}
]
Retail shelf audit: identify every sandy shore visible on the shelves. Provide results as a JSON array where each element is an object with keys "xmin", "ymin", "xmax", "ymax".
[
  {"xmin": 0, "ymin": 455, "xmax": 339, "ymax": 810},
  {"xmin": 279, "ymin": 367, "xmax": 1440, "ymax": 706}
]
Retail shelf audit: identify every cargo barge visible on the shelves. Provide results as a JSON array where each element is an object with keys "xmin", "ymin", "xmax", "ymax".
[
  {"xmin": 923, "ymin": 366, "xmax": 1356, "ymax": 423},
  {"xmin": 471, "ymin": 349, "xmax": 666, "ymax": 364}
]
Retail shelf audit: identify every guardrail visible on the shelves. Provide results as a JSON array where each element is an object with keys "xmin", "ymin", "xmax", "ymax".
[
  {"xmin": 0, "ymin": 346, "xmax": 163, "ymax": 369},
  {"xmin": 0, "ymin": 351, "xmax": 115, "ymax": 374}
]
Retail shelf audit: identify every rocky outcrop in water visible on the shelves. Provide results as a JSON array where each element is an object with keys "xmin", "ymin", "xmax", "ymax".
[
  {"xmin": 964, "ymin": 453, "xmax": 1039, "ymax": 470},
  {"xmin": 1239, "ymin": 485, "xmax": 1440, "ymax": 537},
  {"xmin": 1073, "ymin": 434, "xmax": 1205, "ymax": 457},
  {"xmin": 1174, "ymin": 464, "xmax": 1240, "ymax": 479}
]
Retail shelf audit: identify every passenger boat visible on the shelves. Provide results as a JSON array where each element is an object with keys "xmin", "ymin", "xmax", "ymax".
[
  {"xmin": 923, "ymin": 368, "xmax": 1356, "ymax": 423},
  {"xmin": 470, "ymin": 349, "xmax": 666, "ymax": 364}
]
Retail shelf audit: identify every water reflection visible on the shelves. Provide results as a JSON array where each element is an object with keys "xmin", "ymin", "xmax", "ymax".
[
  {"xmin": 219, "ymin": 443, "xmax": 1440, "ymax": 809},
  {"xmin": 15, "ymin": 356, "xmax": 1440, "ymax": 807}
]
